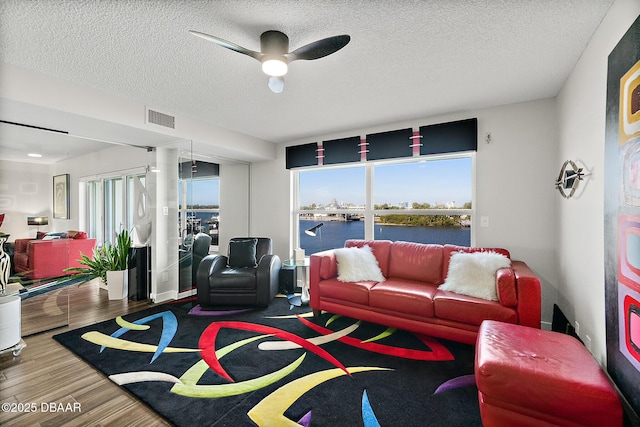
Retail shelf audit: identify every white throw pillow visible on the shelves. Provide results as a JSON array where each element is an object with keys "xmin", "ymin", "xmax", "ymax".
[
  {"xmin": 335, "ymin": 245, "xmax": 385, "ymax": 282},
  {"xmin": 438, "ymin": 251, "xmax": 511, "ymax": 301}
]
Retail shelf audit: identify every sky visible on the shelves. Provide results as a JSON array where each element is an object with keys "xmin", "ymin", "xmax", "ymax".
[
  {"xmin": 181, "ymin": 157, "xmax": 472, "ymax": 208},
  {"xmin": 184, "ymin": 179, "xmax": 220, "ymax": 206},
  {"xmin": 299, "ymin": 157, "xmax": 472, "ymax": 207}
]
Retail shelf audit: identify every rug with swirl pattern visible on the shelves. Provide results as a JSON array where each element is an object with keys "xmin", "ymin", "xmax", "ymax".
[{"xmin": 53, "ymin": 296, "xmax": 481, "ymax": 426}]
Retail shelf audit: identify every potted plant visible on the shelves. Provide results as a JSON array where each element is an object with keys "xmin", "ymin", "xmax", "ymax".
[
  {"xmin": 66, "ymin": 229, "xmax": 132, "ymax": 300},
  {"xmin": 104, "ymin": 229, "xmax": 132, "ymax": 300}
]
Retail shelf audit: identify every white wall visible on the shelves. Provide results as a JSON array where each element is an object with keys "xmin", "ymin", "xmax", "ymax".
[
  {"xmin": 0, "ymin": 64, "xmax": 277, "ymax": 164},
  {"xmin": 557, "ymin": 0, "xmax": 640, "ymax": 365},
  {"xmin": 53, "ymin": 145, "xmax": 149, "ymax": 234},
  {"xmin": 0, "ymin": 161, "xmax": 53, "ymax": 238},
  {"xmin": 251, "ymin": 98, "xmax": 560, "ymax": 326},
  {"xmin": 219, "ymin": 163, "xmax": 250, "ymax": 251}
]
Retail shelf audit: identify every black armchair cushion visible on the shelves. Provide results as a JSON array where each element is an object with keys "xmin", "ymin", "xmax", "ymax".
[
  {"xmin": 210, "ymin": 268, "xmax": 257, "ymax": 290},
  {"xmin": 228, "ymin": 238, "xmax": 258, "ymax": 268}
]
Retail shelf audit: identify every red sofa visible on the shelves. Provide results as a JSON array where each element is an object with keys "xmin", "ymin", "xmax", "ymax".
[
  {"xmin": 309, "ymin": 240, "xmax": 541, "ymax": 344},
  {"xmin": 13, "ymin": 237, "xmax": 97, "ymax": 280}
]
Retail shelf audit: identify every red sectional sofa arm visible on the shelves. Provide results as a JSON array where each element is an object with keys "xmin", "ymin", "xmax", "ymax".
[
  {"xmin": 511, "ymin": 260, "xmax": 541, "ymax": 329},
  {"xmin": 14, "ymin": 238, "xmax": 33, "ymax": 254},
  {"xmin": 310, "ymin": 250, "xmax": 338, "ymax": 307}
]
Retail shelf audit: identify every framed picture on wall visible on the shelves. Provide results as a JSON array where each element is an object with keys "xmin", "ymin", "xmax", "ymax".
[{"xmin": 53, "ymin": 174, "xmax": 70, "ymax": 219}]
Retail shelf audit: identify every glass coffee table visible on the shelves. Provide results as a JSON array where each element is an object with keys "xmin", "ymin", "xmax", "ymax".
[
  {"xmin": 3, "ymin": 280, "xmax": 70, "ymax": 336},
  {"xmin": 282, "ymin": 257, "xmax": 310, "ymax": 306}
]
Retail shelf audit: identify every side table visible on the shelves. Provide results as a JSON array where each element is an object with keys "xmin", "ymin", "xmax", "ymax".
[
  {"xmin": 283, "ymin": 257, "xmax": 310, "ymax": 306},
  {"xmin": 0, "ymin": 294, "xmax": 25, "ymax": 356}
]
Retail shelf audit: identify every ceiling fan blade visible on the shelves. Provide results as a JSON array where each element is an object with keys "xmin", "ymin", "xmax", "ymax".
[
  {"xmin": 189, "ymin": 30, "xmax": 262, "ymax": 61},
  {"xmin": 268, "ymin": 76, "xmax": 285, "ymax": 93},
  {"xmin": 286, "ymin": 35, "xmax": 350, "ymax": 61}
]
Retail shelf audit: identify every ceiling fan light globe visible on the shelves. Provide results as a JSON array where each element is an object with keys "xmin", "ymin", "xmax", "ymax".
[
  {"xmin": 268, "ymin": 76, "xmax": 285, "ymax": 93},
  {"xmin": 262, "ymin": 58, "xmax": 288, "ymax": 77}
]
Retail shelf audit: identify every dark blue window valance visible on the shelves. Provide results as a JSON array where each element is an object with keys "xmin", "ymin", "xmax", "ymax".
[
  {"xmin": 365, "ymin": 128, "xmax": 414, "ymax": 161},
  {"xmin": 179, "ymin": 160, "xmax": 219, "ymax": 179},
  {"xmin": 285, "ymin": 118, "xmax": 477, "ymax": 169},
  {"xmin": 323, "ymin": 136, "xmax": 361, "ymax": 165},
  {"xmin": 420, "ymin": 118, "xmax": 477, "ymax": 155},
  {"xmin": 286, "ymin": 142, "xmax": 318, "ymax": 169}
]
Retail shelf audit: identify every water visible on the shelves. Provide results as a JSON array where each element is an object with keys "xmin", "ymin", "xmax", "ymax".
[
  {"xmin": 181, "ymin": 214, "xmax": 470, "ymax": 254},
  {"xmin": 299, "ymin": 219, "xmax": 470, "ymax": 254}
]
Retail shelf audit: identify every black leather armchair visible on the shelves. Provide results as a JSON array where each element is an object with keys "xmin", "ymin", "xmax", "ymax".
[{"xmin": 196, "ymin": 237, "xmax": 281, "ymax": 308}]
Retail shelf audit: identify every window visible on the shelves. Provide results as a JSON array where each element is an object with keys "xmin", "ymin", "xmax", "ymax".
[
  {"xmin": 85, "ymin": 172, "xmax": 146, "ymax": 246},
  {"xmin": 298, "ymin": 166, "xmax": 365, "ymax": 253},
  {"xmin": 178, "ymin": 177, "xmax": 220, "ymax": 247},
  {"xmin": 87, "ymin": 180, "xmax": 103, "ymax": 244},
  {"xmin": 103, "ymin": 177, "xmax": 123, "ymax": 244},
  {"xmin": 373, "ymin": 158, "xmax": 472, "ymax": 246},
  {"xmin": 295, "ymin": 154, "xmax": 473, "ymax": 253}
]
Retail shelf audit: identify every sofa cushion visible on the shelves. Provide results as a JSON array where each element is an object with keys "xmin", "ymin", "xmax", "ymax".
[
  {"xmin": 46, "ymin": 232, "xmax": 69, "ymax": 239},
  {"xmin": 335, "ymin": 245, "xmax": 385, "ymax": 282},
  {"xmin": 68, "ymin": 230, "xmax": 88, "ymax": 239},
  {"xmin": 228, "ymin": 238, "xmax": 258, "ymax": 268},
  {"xmin": 369, "ymin": 278, "xmax": 437, "ymax": 317},
  {"xmin": 317, "ymin": 278, "xmax": 375, "ymax": 305},
  {"xmin": 433, "ymin": 290, "xmax": 518, "ymax": 325},
  {"xmin": 387, "ymin": 241, "xmax": 444, "ymax": 284},
  {"xmin": 345, "ymin": 240, "xmax": 392, "ymax": 277},
  {"xmin": 438, "ymin": 251, "xmax": 511, "ymax": 301},
  {"xmin": 42, "ymin": 235, "xmax": 62, "ymax": 240}
]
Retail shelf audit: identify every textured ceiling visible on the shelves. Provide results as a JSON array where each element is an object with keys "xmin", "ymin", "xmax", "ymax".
[{"xmin": 0, "ymin": 0, "xmax": 614, "ymax": 161}]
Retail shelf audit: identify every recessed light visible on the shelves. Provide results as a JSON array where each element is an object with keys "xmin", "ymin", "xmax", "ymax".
[{"xmin": 28, "ymin": 153, "xmax": 42, "ymax": 158}]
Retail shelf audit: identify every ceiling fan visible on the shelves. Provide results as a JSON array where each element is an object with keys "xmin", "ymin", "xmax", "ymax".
[{"xmin": 189, "ymin": 29, "xmax": 350, "ymax": 93}]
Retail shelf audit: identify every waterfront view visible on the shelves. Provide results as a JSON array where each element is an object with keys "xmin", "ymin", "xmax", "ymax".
[
  {"xmin": 296, "ymin": 157, "xmax": 473, "ymax": 254},
  {"xmin": 180, "ymin": 210, "xmax": 219, "ymax": 245},
  {"xmin": 299, "ymin": 219, "xmax": 470, "ymax": 254}
]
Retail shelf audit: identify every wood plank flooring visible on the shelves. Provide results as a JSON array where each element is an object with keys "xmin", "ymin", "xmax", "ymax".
[{"xmin": 0, "ymin": 281, "xmax": 170, "ymax": 426}]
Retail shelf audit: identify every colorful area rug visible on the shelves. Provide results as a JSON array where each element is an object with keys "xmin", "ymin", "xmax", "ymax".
[{"xmin": 53, "ymin": 297, "xmax": 481, "ymax": 426}]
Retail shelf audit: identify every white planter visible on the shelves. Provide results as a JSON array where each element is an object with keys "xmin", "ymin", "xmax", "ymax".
[{"xmin": 107, "ymin": 270, "xmax": 128, "ymax": 300}]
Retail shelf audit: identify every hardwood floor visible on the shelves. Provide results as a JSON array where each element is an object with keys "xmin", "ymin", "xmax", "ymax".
[{"xmin": 1, "ymin": 281, "xmax": 170, "ymax": 426}]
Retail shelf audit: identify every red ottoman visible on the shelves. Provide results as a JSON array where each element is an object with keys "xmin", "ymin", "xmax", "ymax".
[{"xmin": 475, "ymin": 320, "xmax": 623, "ymax": 427}]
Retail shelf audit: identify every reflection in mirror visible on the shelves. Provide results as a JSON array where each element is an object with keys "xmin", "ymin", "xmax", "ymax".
[{"xmin": 178, "ymin": 156, "xmax": 220, "ymax": 294}]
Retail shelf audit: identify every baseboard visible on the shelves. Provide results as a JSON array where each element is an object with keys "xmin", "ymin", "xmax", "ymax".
[
  {"xmin": 153, "ymin": 290, "xmax": 178, "ymax": 304},
  {"xmin": 541, "ymin": 320, "xmax": 552, "ymax": 331}
]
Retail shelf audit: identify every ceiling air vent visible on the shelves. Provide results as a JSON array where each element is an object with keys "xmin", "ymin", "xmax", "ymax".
[{"xmin": 147, "ymin": 108, "xmax": 175, "ymax": 129}]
